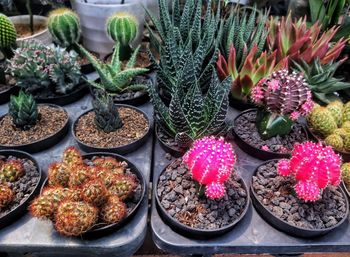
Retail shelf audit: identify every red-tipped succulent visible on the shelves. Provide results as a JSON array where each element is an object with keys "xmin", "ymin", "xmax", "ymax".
[
  {"xmin": 277, "ymin": 141, "xmax": 341, "ymax": 202},
  {"xmin": 267, "ymin": 13, "xmax": 346, "ymax": 65},
  {"xmin": 217, "ymin": 44, "xmax": 288, "ymax": 102},
  {"xmin": 182, "ymin": 136, "xmax": 236, "ymax": 200}
]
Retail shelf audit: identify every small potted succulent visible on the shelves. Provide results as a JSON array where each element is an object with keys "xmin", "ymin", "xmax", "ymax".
[
  {"xmin": 72, "ymin": 90, "xmax": 150, "ymax": 154},
  {"xmin": 47, "ymin": 7, "xmax": 95, "ymax": 75},
  {"xmin": 0, "ymin": 14, "xmax": 17, "ymax": 104},
  {"xmin": 307, "ymin": 101, "xmax": 350, "ymax": 161},
  {"xmin": 233, "ymin": 69, "xmax": 313, "ymax": 160},
  {"xmin": 251, "ymin": 142, "xmax": 349, "ymax": 237},
  {"xmin": 7, "ymin": 40, "xmax": 86, "ymax": 105},
  {"xmin": 156, "ymin": 137, "xmax": 249, "ymax": 237},
  {"xmin": 30, "ymin": 146, "xmax": 145, "ymax": 237},
  {"xmin": 0, "ymin": 149, "xmax": 41, "ymax": 229},
  {"xmin": 0, "ymin": 91, "xmax": 69, "ymax": 153}
]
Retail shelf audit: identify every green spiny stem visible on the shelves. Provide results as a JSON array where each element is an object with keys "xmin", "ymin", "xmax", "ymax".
[{"xmin": 256, "ymin": 111, "xmax": 293, "ymax": 140}]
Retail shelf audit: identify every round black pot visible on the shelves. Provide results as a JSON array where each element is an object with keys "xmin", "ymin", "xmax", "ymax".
[
  {"xmin": 72, "ymin": 104, "xmax": 151, "ymax": 155},
  {"xmin": 232, "ymin": 109, "xmax": 308, "ymax": 160},
  {"xmin": 34, "ymin": 81, "xmax": 88, "ymax": 106},
  {"xmin": 81, "ymin": 63, "xmax": 95, "ymax": 75},
  {"xmin": 155, "ymin": 160, "xmax": 250, "ymax": 239},
  {"xmin": 306, "ymin": 126, "xmax": 350, "ymax": 162},
  {"xmin": 251, "ymin": 160, "xmax": 349, "ymax": 238},
  {"xmin": 229, "ymin": 96, "xmax": 255, "ymax": 111},
  {"xmin": 40, "ymin": 152, "xmax": 146, "ymax": 238},
  {"xmin": 0, "ymin": 104, "xmax": 70, "ymax": 153},
  {"xmin": 155, "ymin": 125, "xmax": 187, "ymax": 158},
  {"xmin": 0, "ymin": 150, "xmax": 42, "ymax": 229},
  {"xmin": 0, "ymin": 85, "xmax": 18, "ymax": 105}
]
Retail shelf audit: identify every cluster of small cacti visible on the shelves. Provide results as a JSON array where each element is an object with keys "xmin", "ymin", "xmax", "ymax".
[
  {"xmin": 277, "ymin": 141, "xmax": 341, "ymax": 202},
  {"xmin": 0, "ymin": 158, "xmax": 25, "ymax": 210},
  {"xmin": 308, "ymin": 101, "xmax": 350, "ymax": 152},
  {"xmin": 182, "ymin": 137, "xmax": 236, "ymax": 200},
  {"xmin": 30, "ymin": 146, "xmax": 138, "ymax": 237}
]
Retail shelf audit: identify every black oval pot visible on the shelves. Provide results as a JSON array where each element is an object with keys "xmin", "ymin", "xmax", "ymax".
[
  {"xmin": 155, "ymin": 125, "xmax": 187, "ymax": 158},
  {"xmin": 229, "ymin": 95, "xmax": 255, "ymax": 111},
  {"xmin": 0, "ymin": 150, "xmax": 42, "ymax": 229},
  {"xmin": 34, "ymin": 81, "xmax": 88, "ymax": 106},
  {"xmin": 72, "ymin": 104, "xmax": 151, "ymax": 155},
  {"xmin": 0, "ymin": 104, "xmax": 70, "ymax": 153},
  {"xmin": 40, "ymin": 152, "xmax": 146, "ymax": 237},
  {"xmin": 306, "ymin": 125, "xmax": 350, "ymax": 162},
  {"xmin": 0, "ymin": 85, "xmax": 18, "ymax": 105},
  {"xmin": 251, "ymin": 159, "xmax": 349, "ymax": 238},
  {"xmin": 81, "ymin": 63, "xmax": 95, "ymax": 75},
  {"xmin": 155, "ymin": 160, "xmax": 250, "ymax": 239},
  {"xmin": 232, "ymin": 109, "xmax": 309, "ymax": 160}
]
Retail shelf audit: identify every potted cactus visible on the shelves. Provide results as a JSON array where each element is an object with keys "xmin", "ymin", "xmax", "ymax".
[
  {"xmin": 232, "ymin": 69, "xmax": 314, "ymax": 160},
  {"xmin": 251, "ymin": 142, "xmax": 349, "ymax": 237},
  {"xmin": 7, "ymin": 40, "xmax": 87, "ymax": 105},
  {"xmin": 0, "ymin": 150, "xmax": 41, "ymax": 229},
  {"xmin": 155, "ymin": 137, "xmax": 249, "ymax": 237},
  {"xmin": 0, "ymin": 91, "xmax": 69, "ymax": 153},
  {"xmin": 72, "ymin": 90, "xmax": 150, "ymax": 154},
  {"xmin": 0, "ymin": 13, "xmax": 17, "ymax": 104},
  {"xmin": 307, "ymin": 101, "xmax": 350, "ymax": 161},
  {"xmin": 30, "ymin": 146, "xmax": 145, "ymax": 237}
]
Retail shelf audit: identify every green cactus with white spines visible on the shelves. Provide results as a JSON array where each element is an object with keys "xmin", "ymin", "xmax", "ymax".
[
  {"xmin": 325, "ymin": 134, "xmax": 344, "ymax": 151},
  {"xmin": 343, "ymin": 102, "xmax": 350, "ymax": 123},
  {"xmin": 0, "ymin": 13, "xmax": 16, "ymax": 58},
  {"xmin": 309, "ymin": 106, "xmax": 337, "ymax": 137},
  {"xmin": 107, "ymin": 12, "xmax": 138, "ymax": 61},
  {"xmin": 341, "ymin": 163, "xmax": 350, "ymax": 187},
  {"xmin": 327, "ymin": 101, "xmax": 343, "ymax": 127},
  {"xmin": 48, "ymin": 8, "xmax": 81, "ymax": 49}
]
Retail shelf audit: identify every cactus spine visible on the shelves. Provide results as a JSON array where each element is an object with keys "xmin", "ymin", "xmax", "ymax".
[
  {"xmin": 106, "ymin": 12, "xmax": 138, "ymax": 61},
  {"xmin": 48, "ymin": 8, "xmax": 81, "ymax": 48},
  {"xmin": 327, "ymin": 101, "xmax": 343, "ymax": 127},
  {"xmin": 0, "ymin": 160, "xmax": 24, "ymax": 182},
  {"xmin": 325, "ymin": 134, "xmax": 344, "ymax": 151},
  {"xmin": 0, "ymin": 185, "xmax": 14, "ymax": 209},
  {"xmin": 100, "ymin": 196, "xmax": 126, "ymax": 224},
  {"xmin": 308, "ymin": 106, "xmax": 337, "ymax": 137}
]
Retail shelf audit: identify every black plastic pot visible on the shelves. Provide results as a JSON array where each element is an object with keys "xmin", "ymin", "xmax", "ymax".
[
  {"xmin": 251, "ymin": 160, "xmax": 349, "ymax": 238},
  {"xmin": 81, "ymin": 63, "xmax": 95, "ymax": 75},
  {"xmin": 0, "ymin": 85, "xmax": 18, "ymax": 105},
  {"xmin": 232, "ymin": 109, "xmax": 309, "ymax": 160},
  {"xmin": 229, "ymin": 96, "xmax": 255, "ymax": 111},
  {"xmin": 34, "ymin": 81, "xmax": 88, "ymax": 106},
  {"xmin": 72, "ymin": 104, "xmax": 151, "ymax": 155},
  {"xmin": 0, "ymin": 150, "xmax": 42, "ymax": 229},
  {"xmin": 40, "ymin": 152, "xmax": 146, "ymax": 237},
  {"xmin": 155, "ymin": 125, "xmax": 187, "ymax": 158},
  {"xmin": 306, "ymin": 125, "xmax": 350, "ymax": 162},
  {"xmin": 0, "ymin": 104, "xmax": 70, "ymax": 153},
  {"xmin": 155, "ymin": 160, "xmax": 250, "ymax": 239}
]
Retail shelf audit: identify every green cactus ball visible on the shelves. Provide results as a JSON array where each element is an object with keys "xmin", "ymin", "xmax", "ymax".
[
  {"xmin": 0, "ymin": 14, "xmax": 16, "ymax": 50},
  {"xmin": 107, "ymin": 12, "xmax": 138, "ymax": 45},
  {"xmin": 48, "ymin": 8, "xmax": 81, "ymax": 47}
]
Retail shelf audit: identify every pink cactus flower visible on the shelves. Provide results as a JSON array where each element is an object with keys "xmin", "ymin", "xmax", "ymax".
[{"xmin": 261, "ymin": 145, "xmax": 270, "ymax": 151}]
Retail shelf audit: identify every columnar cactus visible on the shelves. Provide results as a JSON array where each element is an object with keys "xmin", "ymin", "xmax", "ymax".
[
  {"xmin": 48, "ymin": 8, "xmax": 81, "ymax": 48},
  {"xmin": 277, "ymin": 142, "xmax": 341, "ymax": 202},
  {"xmin": 55, "ymin": 201, "xmax": 98, "ymax": 236},
  {"xmin": 9, "ymin": 91, "xmax": 39, "ymax": 130},
  {"xmin": 100, "ymin": 195, "xmax": 127, "ymax": 224},
  {"xmin": 0, "ymin": 13, "xmax": 16, "ymax": 58},
  {"xmin": 182, "ymin": 137, "xmax": 236, "ymax": 199},
  {"xmin": 106, "ymin": 12, "xmax": 138, "ymax": 61},
  {"xmin": 0, "ymin": 185, "xmax": 14, "ymax": 209},
  {"xmin": 108, "ymin": 174, "xmax": 137, "ymax": 200},
  {"xmin": 80, "ymin": 179, "xmax": 109, "ymax": 206},
  {"xmin": 0, "ymin": 160, "xmax": 24, "ymax": 182},
  {"xmin": 251, "ymin": 69, "xmax": 314, "ymax": 139},
  {"xmin": 308, "ymin": 106, "xmax": 337, "ymax": 137},
  {"xmin": 48, "ymin": 162, "xmax": 70, "ymax": 187}
]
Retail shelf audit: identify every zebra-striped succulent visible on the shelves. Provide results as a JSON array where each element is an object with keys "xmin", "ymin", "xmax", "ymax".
[
  {"xmin": 48, "ymin": 8, "xmax": 81, "ymax": 48},
  {"xmin": 146, "ymin": 0, "xmax": 222, "ymax": 95}
]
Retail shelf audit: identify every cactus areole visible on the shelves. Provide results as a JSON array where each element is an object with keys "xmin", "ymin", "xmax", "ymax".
[
  {"xmin": 182, "ymin": 137, "xmax": 236, "ymax": 199},
  {"xmin": 277, "ymin": 141, "xmax": 341, "ymax": 202}
]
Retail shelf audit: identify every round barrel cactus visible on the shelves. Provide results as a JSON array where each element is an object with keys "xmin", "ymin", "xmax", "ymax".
[
  {"xmin": 0, "ymin": 13, "xmax": 16, "ymax": 58},
  {"xmin": 48, "ymin": 8, "xmax": 81, "ymax": 48}
]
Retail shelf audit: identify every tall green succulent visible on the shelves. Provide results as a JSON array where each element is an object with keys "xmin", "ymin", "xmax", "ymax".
[
  {"xmin": 293, "ymin": 59, "xmax": 350, "ymax": 105},
  {"xmin": 0, "ymin": 13, "xmax": 16, "ymax": 58},
  {"xmin": 146, "ymin": 0, "xmax": 222, "ymax": 94},
  {"xmin": 92, "ymin": 91, "xmax": 123, "ymax": 133},
  {"xmin": 9, "ymin": 91, "xmax": 39, "ymax": 130},
  {"xmin": 220, "ymin": 6, "xmax": 269, "ymax": 70},
  {"xmin": 79, "ymin": 43, "xmax": 148, "ymax": 93}
]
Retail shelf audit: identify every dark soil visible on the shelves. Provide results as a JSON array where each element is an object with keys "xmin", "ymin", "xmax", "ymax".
[
  {"xmin": 0, "ymin": 105, "xmax": 68, "ymax": 146},
  {"xmin": 15, "ymin": 23, "xmax": 46, "ymax": 38},
  {"xmin": 234, "ymin": 110, "xmax": 308, "ymax": 153},
  {"xmin": 74, "ymin": 107, "xmax": 149, "ymax": 148},
  {"xmin": 0, "ymin": 155, "xmax": 40, "ymax": 218},
  {"xmin": 156, "ymin": 126, "xmax": 187, "ymax": 154},
  {"xmin": 252, "ymin": 161, "xmax": 347, "ymax": 230},
  {"xmin": 157, "ymin": 159, "xmax": 248, "ymax": 230}
]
